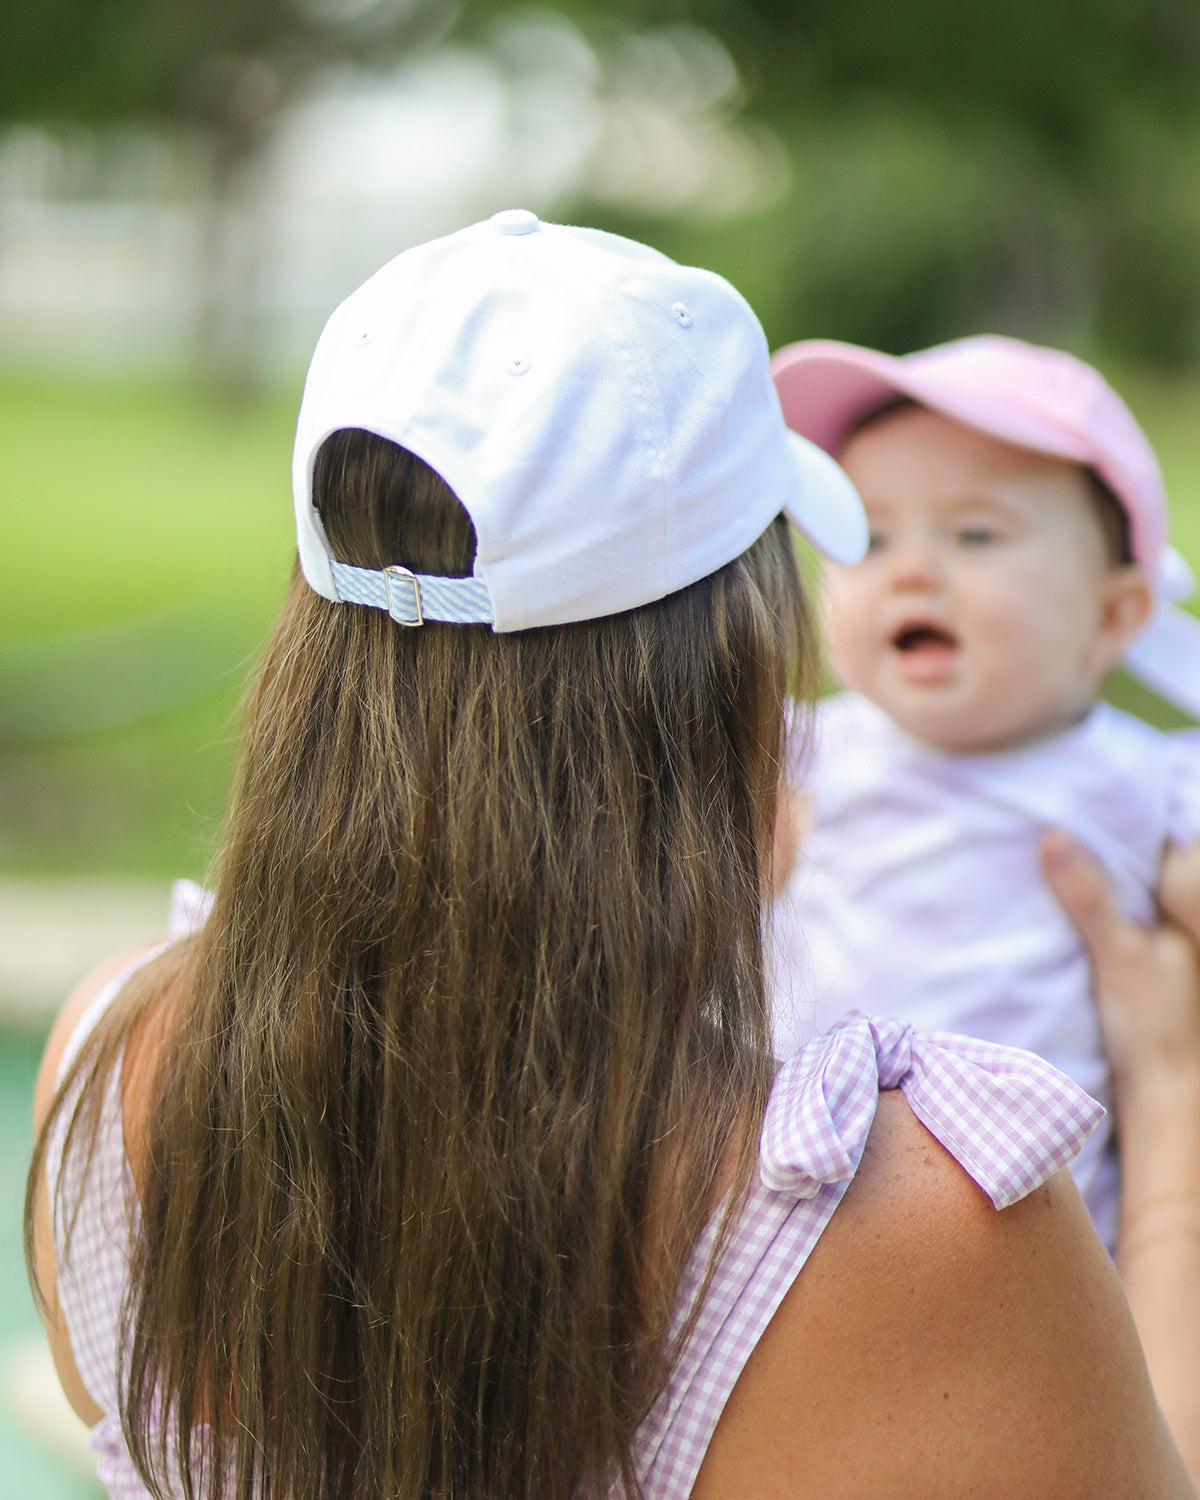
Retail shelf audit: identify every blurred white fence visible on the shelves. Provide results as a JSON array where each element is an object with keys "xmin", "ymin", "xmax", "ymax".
[
  {"xmin": 0, "ymin": 22, "xmax": 787, "ymax": 379},
  {"xmin": 0, "ymin": 200, "xmax": 204, "ymax": 370}
]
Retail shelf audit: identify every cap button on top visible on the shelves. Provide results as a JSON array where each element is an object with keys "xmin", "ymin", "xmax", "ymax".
[{"xmin": 491, "ymin": 208, "xmax": 539, "ymax": 236}]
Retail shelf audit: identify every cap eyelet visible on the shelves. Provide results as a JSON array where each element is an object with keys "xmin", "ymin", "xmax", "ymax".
[{"xmin": 671, "ymin": 303, "xmax": 692, "ymax": 328}]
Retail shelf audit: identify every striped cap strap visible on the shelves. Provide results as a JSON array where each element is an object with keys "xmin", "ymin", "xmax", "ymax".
[{"xmin": 329, "ymin": 561, "xmax": 494, "ymax": 627}]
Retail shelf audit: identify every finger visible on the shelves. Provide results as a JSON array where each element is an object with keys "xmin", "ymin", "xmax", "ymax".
[{"xmin": 1040, "ymin": 830, "xmax": 1132, "ymax": 965}]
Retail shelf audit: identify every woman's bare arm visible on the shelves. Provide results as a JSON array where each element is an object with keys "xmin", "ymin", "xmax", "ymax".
[
  {"xmin": 1044, "ymin": 829, "xmax": 1200, "ymax": 1484},
  {"xmin": 771, "ymin": 786, "xmax": 811, "ymax": 894},
  {"xmin": 693, "ymin": 1089, "xmax": 1194, "ymax": 1498},
  {"xmin": 30, "ymin": 940, "xmax": 166, "ymax": 1426},
  {"xmin": 1160, "ymin": 839, "xmax": 1200, "ymax": 941}
]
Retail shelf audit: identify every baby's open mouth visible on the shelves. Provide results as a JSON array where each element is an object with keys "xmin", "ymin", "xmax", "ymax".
[{"xmin": 892, "ymin": 622, "xmax": 958, "ymax": 652}]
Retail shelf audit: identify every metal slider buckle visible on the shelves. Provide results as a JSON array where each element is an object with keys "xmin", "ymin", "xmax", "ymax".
[{"xmin": 384, "ymin": 565, "xmax": 424, "ymax": 626}]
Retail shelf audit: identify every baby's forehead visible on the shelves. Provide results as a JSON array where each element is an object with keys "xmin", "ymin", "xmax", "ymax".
[
  {"xmin": 839, "ymin": 403, "xmax": 1077, "ymax": 481},
  {"xmin": 841, "ymin": 405, "xmax": 1117, "ymax": 547}
]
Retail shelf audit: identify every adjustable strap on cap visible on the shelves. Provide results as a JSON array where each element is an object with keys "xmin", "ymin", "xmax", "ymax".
[{"xmin": 329, "ymin": 560, "xmax": 494, "ymax": 627}]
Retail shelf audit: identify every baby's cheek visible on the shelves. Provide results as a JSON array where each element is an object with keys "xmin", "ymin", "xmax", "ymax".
[
  {"xmin": 821, "ymin": 574, "xmax": 870, "ymax": 656},
  {"xmin": 966, "ymin": 579, "xmax": 1043, "ymax": 653},
  {"xmin": 822, "ymin": 603, "xmax": 870, "ymax": 688}
]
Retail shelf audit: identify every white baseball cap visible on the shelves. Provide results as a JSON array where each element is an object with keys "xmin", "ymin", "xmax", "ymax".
[{"xmin": 293, "ymin": 210, "xmax": 867, "ymax": 632}]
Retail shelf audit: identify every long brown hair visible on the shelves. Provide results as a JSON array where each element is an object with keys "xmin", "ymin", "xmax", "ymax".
[{"xmin": 29, "ymin": 430, "xmax": 814, "ymax": 1499}]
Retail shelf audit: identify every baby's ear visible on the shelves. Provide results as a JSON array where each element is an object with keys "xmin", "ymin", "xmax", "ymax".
[{"xmin": 1096, "ymin": 563, "xmax": 1154, "ymax": 667}]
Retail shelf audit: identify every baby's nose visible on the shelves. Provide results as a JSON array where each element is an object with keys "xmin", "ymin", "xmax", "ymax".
[{"xmin": 887, "ymin": 538, "xmax": 944, "ymax": 589}]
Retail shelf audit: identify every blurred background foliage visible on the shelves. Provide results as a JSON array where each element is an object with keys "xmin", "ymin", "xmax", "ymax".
[
  {"xmin": 7, "ymin": 0, "xmax": 1200, "ymax": 362},
  {"xmin": 558, "ymin": 0, "xmax": 1200, "ymax": 363},
  {"xmin": 2, "ymin": 0, "xmax": 1200, "ymax": 877}
]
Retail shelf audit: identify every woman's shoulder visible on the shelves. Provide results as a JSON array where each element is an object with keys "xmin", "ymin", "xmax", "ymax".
[
  {"xmin": 33, "ymin": 939, "xmax": 166, "ymax": 1134},
  {"xmin": 34, "ymin": 876, "xmax": 208, "ymax": 1135},
  {"xmin": 761, "ymin": 1015, "xmax": 1104, "ymax": 1209},
  {"xmin": 694, "ymin": 1089, "xmax": 1192, "ymax": 1497}
]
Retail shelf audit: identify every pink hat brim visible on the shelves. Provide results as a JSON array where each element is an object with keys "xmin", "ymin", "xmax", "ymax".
[
  {"xmin": 771, "ymin": 339, "xmax": 1089, "ymax": 467},
  {"xmin": 769, "ymin": 338, "xmax": 1166, "ymax": 568}
]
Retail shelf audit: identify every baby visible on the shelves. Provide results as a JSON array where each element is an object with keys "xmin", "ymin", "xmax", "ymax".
[{"xmin": 766, "ymin": 335, "xmax": 1200, "ymax": 1250}]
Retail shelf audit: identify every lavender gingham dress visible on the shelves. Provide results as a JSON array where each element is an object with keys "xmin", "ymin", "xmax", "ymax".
[{"xmin": 46, "ymin": 885, "xmax": 1103, "ymax": 1500}]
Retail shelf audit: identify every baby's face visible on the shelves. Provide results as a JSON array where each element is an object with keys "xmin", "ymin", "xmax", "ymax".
[{"xmin": 824, "ymin": 406, "xmax": 1140, "ymax": 754}]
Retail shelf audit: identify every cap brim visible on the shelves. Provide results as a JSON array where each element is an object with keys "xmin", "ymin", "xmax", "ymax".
[
  {"xmin": 770, "ymin": 338, "xmax": 1095, "ymax": 470},
  {"xmin": 782, "ymin": 429, "xmax": 868, "ymax": 565},
  {"xmin": 771, "ymin": 341, "xmax": 916, "ymax": 453}
]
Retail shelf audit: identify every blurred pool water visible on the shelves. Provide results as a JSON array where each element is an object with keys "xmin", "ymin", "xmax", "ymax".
[{"xmin": 0, "ymin": 1030, "xmax": 102, "ymax": 1497}]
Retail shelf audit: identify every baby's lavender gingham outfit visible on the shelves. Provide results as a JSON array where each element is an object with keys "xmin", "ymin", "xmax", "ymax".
[
  {"xmin": 47, "ymin": 886, "xmax": 1102, "ymax": 1499},
  {"xmin": 769, "ymin": 691, "xmax": 1200, "ymax": 1256}
]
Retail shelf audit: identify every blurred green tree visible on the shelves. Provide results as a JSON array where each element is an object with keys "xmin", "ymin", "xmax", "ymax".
[
  {"xmin": 0, "ymin": 0, "xmax": 455, "ymax": 385},
  {"xmin": 500, "ymin": 0, "xmax": 1200, "ymax": 361},
  {"xmin": 4, "ymin": 0, "xmax": 1200, "ymax": 363}
]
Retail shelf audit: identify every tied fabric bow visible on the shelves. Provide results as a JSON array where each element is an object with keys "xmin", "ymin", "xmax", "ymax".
[{"xmin": 759, "ymin": 1014, "xmax": 1105, "ymax": 1210}]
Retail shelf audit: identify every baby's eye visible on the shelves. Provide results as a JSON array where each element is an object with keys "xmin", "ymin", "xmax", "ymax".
[
  {"xmin": 956, "ymin": 526, "xmax": 998, "ymax": 547},
  {"xmin": 865, "ymin": 531, "xmax": 888, "ymax": 553}
]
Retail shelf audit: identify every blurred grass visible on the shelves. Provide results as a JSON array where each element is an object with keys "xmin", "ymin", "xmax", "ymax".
[
  {"xmin": 0, "ymin": 374, "xmax": 297, "ymax": 876},
  {"xmin": 0, "ymin": 365, "xmax": 1198, "ymax": 877},
  {"xmin": 0, "ymin": 375, "xmax": 297, "ymax": 639}
]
